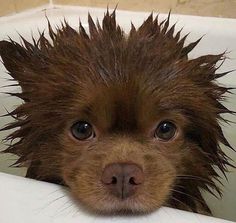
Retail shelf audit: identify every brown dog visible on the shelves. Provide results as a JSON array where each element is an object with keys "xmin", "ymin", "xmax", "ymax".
[{"xmin": 0, "ymin": 11, "xmax": 234, "ymax": 215}]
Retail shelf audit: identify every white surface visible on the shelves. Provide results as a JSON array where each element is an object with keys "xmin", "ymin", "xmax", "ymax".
[
  {"xmin": 0, "ymin": 5, "xmax": 236, "ymax": 222},
  {"xmin": 0, "ymin": 172, "xmax": 234, "ymax": 223}
]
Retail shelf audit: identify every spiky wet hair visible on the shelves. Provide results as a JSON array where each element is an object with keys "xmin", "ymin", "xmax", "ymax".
[{"xmin": 0, "ymin": 10, "xmax": 234, "ymax": 213}]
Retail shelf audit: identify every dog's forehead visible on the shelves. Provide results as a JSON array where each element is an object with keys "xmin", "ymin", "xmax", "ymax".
[
  {"xmin": 68, "ymin": 71, "xmax": 210, "ymax": 133},
  {"xmin": 71, "ymin": 80, "xmax": 173, "ymax": 132}
]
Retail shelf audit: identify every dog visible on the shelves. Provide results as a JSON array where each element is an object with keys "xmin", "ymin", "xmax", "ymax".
[{"xmin": 0, "ymin": 10, "xmax": 234, "ymax": 215}]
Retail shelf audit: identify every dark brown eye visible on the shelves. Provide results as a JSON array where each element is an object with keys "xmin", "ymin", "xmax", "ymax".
[
  {"xmin": 71, "ymin": 121, "xmax": 94, "ymax": 140},
  {"xmin": 155, "ymin": 121, "xmax": 177, "ymax": 141}
]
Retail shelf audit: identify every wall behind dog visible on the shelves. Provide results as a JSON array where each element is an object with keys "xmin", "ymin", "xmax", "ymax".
[
  {"xmin": 0, "ymin": 0, "xmax": 48, "ymax": 16},
  {"xmin": 0, "ymin": 0, "xmax": 236, "ymax": 18}
]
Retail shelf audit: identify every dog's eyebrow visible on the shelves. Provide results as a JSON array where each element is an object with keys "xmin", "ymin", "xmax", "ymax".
[
  {"xmin": 154, "ymin": 102, "xmax": 191, "ymax": 118},
  {"xmin": 75, "ymin": 105, "xmax": 98, "ymax": 123},
  {"xmin": 155, "ymin": 100, "xmax": 184, "ymax": 112},
  {"xmin": 78, "ymin": 104, "xmax": 102, "ymax": 123},
  {"xmin": 81, "ymin": 105, "xmax": 93, "ymax": 116}
]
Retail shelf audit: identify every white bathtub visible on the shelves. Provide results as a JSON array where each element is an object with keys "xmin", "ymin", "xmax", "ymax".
[
  {"xmin": 0, "ymin": 172, "xmax": 234, "ymax": 223},
  {"xmin": 0, "ymin": 5, "xmax": 236, "ymax": 222}
]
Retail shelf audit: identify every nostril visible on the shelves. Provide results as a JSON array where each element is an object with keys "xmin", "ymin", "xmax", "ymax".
[
  {"xmin": 111, "ymin": 176, "xmax": 117, "ymax": 184},
  {"xmin": 129, "ymin": 177, "xmax": 136, "ymax": 185},
  {"xmin": 129, "ymin": 177, "xmax": 141, "ymax": 185}
]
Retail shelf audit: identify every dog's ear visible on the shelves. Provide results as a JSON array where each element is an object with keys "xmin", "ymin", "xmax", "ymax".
[
  {"xmin": 0, "ymin": 40, "xmax": 29, "ymax": 80},
  {"xmin": 0, "ymin": 39, "xmax": 52, "ymax": 101},
  {"xmin": 0, "ymin": 40, "xmax": 33, "ymax": 102},
  {"xmin": 0, "ymin": 40, "xmax": 38, "ymax": 96}
]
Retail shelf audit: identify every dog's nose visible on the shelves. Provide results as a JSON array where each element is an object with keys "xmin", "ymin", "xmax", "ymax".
[{"xmin": 101, "ymin": 163, "xmax": 144, "ymax": 199}]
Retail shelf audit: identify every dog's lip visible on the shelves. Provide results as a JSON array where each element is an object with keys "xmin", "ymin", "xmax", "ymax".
[{"xmin": 89, "ymin": 196, "xmax": 158, "ymax": 215}]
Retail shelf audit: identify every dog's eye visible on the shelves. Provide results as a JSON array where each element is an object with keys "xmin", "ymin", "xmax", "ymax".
[
  {"xmin": 71, "ymin": 121, "xmax": 94, "ymax": 140},
  {"xmin": 155, "ymin": 121, "xmax": 177, "ymax": 141}
]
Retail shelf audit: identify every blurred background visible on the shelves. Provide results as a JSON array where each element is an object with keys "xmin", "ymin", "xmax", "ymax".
[{"xmin": 0, "ymin": 0, "xmax": 236, "ymax": 18}]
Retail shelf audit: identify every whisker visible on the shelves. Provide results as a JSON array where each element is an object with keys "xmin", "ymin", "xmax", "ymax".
[
  {"xmin": 170, "ymin": 188, "xmax": 205, "ymax": 205},
  {"xmin": 45, "ymin": 194, "xmax": 67, "ymax": 207},
  {"xmin": 176, "ymin": 175, "xmax": 215, "ymax": 185},
  {"xmin": 57, "ymin": 202, "xmax": 75, "ymax": 216},
  {"xmin": 46, "ymin": 188, "xmax": 63, "ymax": 196},
  {"xmin": 170, "ymin": 196, "xmax": 191, "ymax": 211}
]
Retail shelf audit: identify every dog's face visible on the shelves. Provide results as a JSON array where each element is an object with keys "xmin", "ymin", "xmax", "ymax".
[
  {"xmin": 61, "ymin": 81, "xmax": 186, "ymax": 213},
  {"xmin": 0, "ymin": 12, "xmax": 233, "ymax": 214}
]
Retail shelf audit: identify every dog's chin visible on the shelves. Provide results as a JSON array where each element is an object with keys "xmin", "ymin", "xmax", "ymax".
[
  {"xmin": 85, "ymin": 202, "xmax": 159, "ymax": 216},
  {"xmin": 73, "ymin": 194, "xmax": 163, "ymax": 216}
]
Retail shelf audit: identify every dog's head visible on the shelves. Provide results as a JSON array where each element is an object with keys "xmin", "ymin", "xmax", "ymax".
[{"xmin": 0, "ymin": 11, "xmax": 234, "ymax": 214}]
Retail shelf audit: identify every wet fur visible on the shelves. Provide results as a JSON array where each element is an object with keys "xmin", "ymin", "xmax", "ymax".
[{"xmin": 0, "ymin": 10, "xmax": 234, "ymax": 215}]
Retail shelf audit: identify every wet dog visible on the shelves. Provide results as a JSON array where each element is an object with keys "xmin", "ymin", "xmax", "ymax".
[{"xmin": 0, "ymin": 11, "xmax": 234, "ymax": 215}]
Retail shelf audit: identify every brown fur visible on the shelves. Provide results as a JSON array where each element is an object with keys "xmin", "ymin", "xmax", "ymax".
[{"xmin": 0, "ymin": 10, "xmax": 234, "ymax": 215}]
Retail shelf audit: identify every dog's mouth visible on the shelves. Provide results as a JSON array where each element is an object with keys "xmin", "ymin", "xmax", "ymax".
[
  {"xmin": 91, "ymin": 198, "xmax": 154, "ymax": 215},
  {"xmin": 77, "ymin": 194, "xmax": 162, "ymax": 215}
]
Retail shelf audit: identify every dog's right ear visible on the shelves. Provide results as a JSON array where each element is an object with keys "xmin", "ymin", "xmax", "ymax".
[
  {"xmin": 0, "ymin": 39, "xmax": 49, "ymax": 97},
  {"xmin": 0, "ymin": 40, "xmax": 29, "ymax": 81}
]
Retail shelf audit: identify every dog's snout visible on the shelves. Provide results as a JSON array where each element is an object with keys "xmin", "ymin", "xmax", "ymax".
[{"xmin": 101, "ymin": 163, "xmax": 144, "ymax": 199}]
